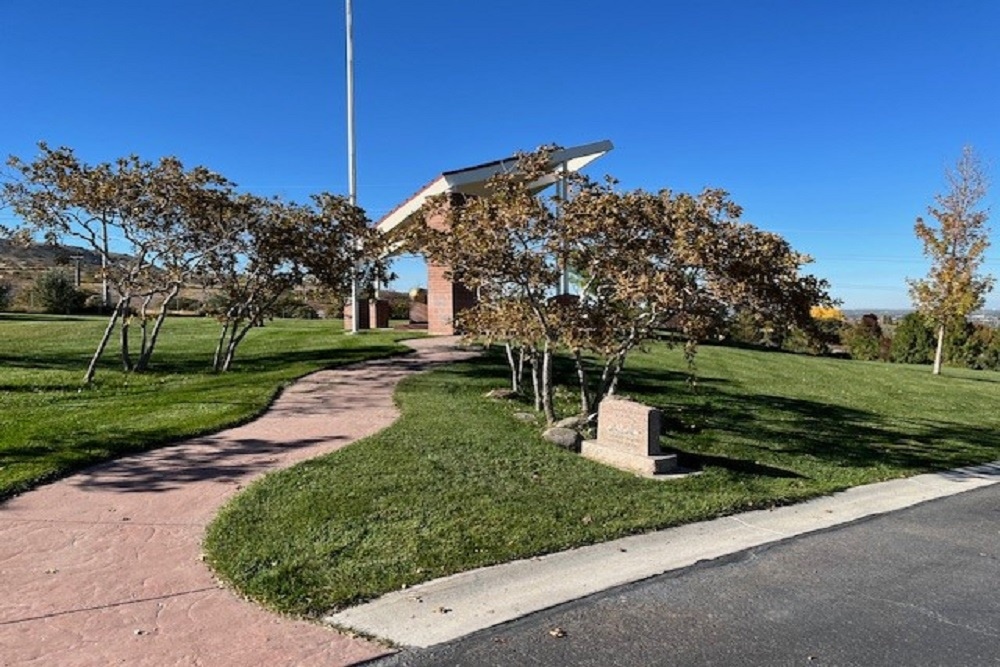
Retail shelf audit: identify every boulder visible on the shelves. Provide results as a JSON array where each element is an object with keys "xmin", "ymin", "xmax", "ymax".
[
  {"xmin": 543, "ymin": 427, "xmax": 582, "ymax": 452},
  {"xmin": 554, "ymin": 415, "xmax": 590, "ymax": 430},
  {"xmin": 486, "ymin": 388, "xmax": 518, "ymax": 400}
]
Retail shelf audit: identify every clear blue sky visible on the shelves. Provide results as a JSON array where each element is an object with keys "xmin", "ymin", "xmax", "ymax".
[{"xmin": 2, "ymin": 0, "xmax": 998, "ymax": 309}]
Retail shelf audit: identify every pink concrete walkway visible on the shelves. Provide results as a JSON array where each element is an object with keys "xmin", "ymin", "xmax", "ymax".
[{"xmin": 0, "ymin": 337, "xmax": 477, "ymax": 667}]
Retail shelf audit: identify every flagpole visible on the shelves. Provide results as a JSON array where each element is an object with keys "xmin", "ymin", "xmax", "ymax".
[{"xmin": 346, "ymin": 0, "xmax": 360, "ymax": 333}]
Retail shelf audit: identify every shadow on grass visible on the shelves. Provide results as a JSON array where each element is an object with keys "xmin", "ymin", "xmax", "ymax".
[
  {"xmin": 670, "ymin": 450, "xmax": 807, "ymax": 479},
  {"xmin": 0, "ymin": 313, "xmax": 96, "ymax": 323},
  {"xmin": 445, "ymin": 347, "xmax": 1000, "ymax": 478},
  {"xmin": 945, "ymin": 372, "xmax": 1000, "ymax": 385},
  {"xmin": 233, "ymin": 344, "xmax": 414, "ymax": 372},
  {"xmin": 0, "ymin": 435, "xmax": 344, "ymax": 499},
  {"xmin": 621, "ymin": 362, "xmax": 1000, "ymax": 475},
  {"xmin": 0, "ymin": 343, "xmax": 414, "ymax": 378}
]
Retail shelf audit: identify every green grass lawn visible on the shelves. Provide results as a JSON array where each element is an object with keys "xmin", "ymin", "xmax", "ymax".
[
  {"xmin": 204, "ymin": 343, "xmax": 1000, "ymax": 618},
  {"xmin": 0, "ymin": 314, "xmax": 415, "ymax": 500}
]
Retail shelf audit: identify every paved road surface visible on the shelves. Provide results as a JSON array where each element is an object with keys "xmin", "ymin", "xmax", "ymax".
[{"xmin": 380, "ymin": 483, "xmax": 1000, "ymax": 667}]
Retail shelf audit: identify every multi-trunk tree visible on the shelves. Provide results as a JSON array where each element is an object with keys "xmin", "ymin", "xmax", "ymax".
[
  {"xmin": 5, "ymin": 144, "xmax": 236, "ymax": 381},
  {"xmin": 561, "ymin": 180, "xmax": 830, "ymax": 417},
  {"xmin": 5, "ymin": 143, "xmax": 384, "ymax": 380},
  {"xmin": 409, "ymin": 146, "xmax": 832, "ymax": 423},
  {"xmin": 908, "ymin": 146, "xmax": 993, "ymax": 375},
  {"xmin": 203, "ymin": 192, "xmax": 382, "ymax": 372},
  {"xmin": 409, "ymin": 148, "xmax": 566, "ymax": 420}
]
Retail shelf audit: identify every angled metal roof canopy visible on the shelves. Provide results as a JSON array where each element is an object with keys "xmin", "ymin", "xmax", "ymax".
[{"xmin": 376, "ymin": 139, "xmax": 614, "ymax": 235}]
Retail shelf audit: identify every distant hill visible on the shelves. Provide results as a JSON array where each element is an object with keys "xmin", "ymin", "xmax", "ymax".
[
  {"xmin": 0, "ymin": 239, "xmax": 344, "ymax": 317},
  {"xmin": 0, "ymin": 240, "xmax": 127, "ymax": 306},
  {"xmin": 0, "ymin": 239, "xmax": 106, "ymax": 274}
]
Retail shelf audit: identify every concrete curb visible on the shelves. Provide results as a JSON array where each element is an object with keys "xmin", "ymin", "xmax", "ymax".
[{"xmin": 326, "ymin": 461, "xmax": 1000, "ymax": 648}]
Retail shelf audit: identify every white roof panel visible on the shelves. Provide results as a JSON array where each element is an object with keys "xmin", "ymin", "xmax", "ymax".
[{"xmin": 376, "ymin": 140, "xmax": 613, "ymax": 234}]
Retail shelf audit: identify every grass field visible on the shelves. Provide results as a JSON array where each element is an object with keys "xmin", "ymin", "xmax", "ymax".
[
  {"xmin": 204, "ymin": 342, "xmax": 1000, "ymax": 617},
  {"xmin": 0, "ymin": 314, "xmax": 415, "ymax": 500}
]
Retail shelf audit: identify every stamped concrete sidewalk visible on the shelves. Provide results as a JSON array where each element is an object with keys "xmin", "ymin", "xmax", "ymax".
[{"xmin": 0, "ymin": 337, "xmax": 476, "ymax": 667}]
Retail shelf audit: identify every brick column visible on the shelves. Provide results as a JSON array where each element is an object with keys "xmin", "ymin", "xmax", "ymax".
[
  {"xmin": 425, "ymin": 205, "xmax": 477, "ymax": 336},
  {"xmin": 427, "ymin": 263, "xmax": 477, "ymax": 335},
  {"xmin": 342, "ymin": 300, "xmax": 370, "ymax": 330},
  {"xmin": 368, "ymin": 299, "xmax": 390, "ymax": 329}
]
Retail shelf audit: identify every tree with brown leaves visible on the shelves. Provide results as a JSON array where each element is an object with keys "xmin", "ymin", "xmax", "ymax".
[
  {"xmin": 5, "ymin": 143, "xmax": 385, "ymax": 379},
  {"xmin": 203, "ymin": 192, "xmax": 381, "ymax": 372},
  {"xmin": 410, "ymin": 147, "xmax": 565, "ymax": 421},
  {"xmin": 5, "ymin": 143, "xmax": 235, "ymax": 382},
  {"xmin": 408, "ymin": 146, "xmax": 832, "ymax": 423},
  {"xmin": 562, "ymin": 180, "xmax": 830, "ymax": 416}
]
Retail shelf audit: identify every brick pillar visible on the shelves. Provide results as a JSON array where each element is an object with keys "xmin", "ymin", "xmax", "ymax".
[
  {"xmin": 343, "ymin": 300, "xmax": 370, "ymax": 330},
  {"xmin": 369, "ymin": 299, "xmax": 390, "ymax": 329},
  {"xmin": 425, "ymin": 205, "xmax": 477, "ymax": 336},
  {"xmin": 427, "ymin": 262, "xmax": 476, "ymax": 335}
]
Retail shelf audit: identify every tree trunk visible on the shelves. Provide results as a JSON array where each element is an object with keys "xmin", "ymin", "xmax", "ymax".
[
  {"xmin": 120, "ymin": 307, "xmax": 133, "ymax": 371},
  {"xmin": 221, "ymin": 321, "xmax": 254, "ymax": 372},
  {"xmin": 222, "ymin": 335, "xmax": 240, "ymax": 373},
  {"xmin": 213, "ymin": 321, "xmax": 231, "ymax": 372},
  {"xmin": 136, "ymin": 286, "xmax": 179, "ymax": 371},
  {"xmin": 607, "ymin": 354, "xmax": 624, "ymax": 397},
  {"xmin": 530, "ymin": 350, "xmax": 542, "ymax": 412},
  {"xmin": 541, "ymin": 340, "xmax": 555, "ymax": 424},
  {"xmin": 589, "ymin": 351, "xmax": 628, "ymax": 414},
  {"xmin": 574, "ymin": 349, "xmax": 591, "ymax": 416},
  {"xmin": 933, "ymin": 323, "xmax": 945, "ymax": 375},
  {"xmin": 592, "ymin": 359, "xmax": 616, "ymax": 414},
  {"xmin": 505, "ymin": 342, "xmax": 519, "ymax": 393},
  {"xmin": 138, "ymin": 293, "xmax": 154, "ymax": 365},
  {"xmin": 517, "ymin": 346, "xmax": 526, "ymax": 391},
  {"xmin": 83, "ymin": 300, "xmax": 123, "ymax": 384}
]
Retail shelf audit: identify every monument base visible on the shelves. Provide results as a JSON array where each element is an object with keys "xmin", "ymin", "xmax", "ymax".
[{"xmin": 580, "ymin": 440, "xmax": 678, "ymax": 477}]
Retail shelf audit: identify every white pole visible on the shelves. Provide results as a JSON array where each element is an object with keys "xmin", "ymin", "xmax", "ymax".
[
  {"xmin": 346, "ymin": 0, "xmax": 360, "ymax": 333},
  {"xmin": 559, "ymin": 161, "xmax": 571, "ymax": 294}
]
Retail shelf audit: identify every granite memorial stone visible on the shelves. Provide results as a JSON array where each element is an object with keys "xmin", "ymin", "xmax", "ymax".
[{"xmin": 580, "ymin": 397, "xmax": 678, "ymax": 477}]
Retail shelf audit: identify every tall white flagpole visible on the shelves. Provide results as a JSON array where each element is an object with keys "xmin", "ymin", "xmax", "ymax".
[{"xmin": 346, "ymin": 0, "xmax": 360, "ymax": 333}]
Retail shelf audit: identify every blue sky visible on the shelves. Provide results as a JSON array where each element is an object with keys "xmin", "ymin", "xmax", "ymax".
[{"xmin": 2, "ymin": 0, "xmax": 998, "ymax": 309}]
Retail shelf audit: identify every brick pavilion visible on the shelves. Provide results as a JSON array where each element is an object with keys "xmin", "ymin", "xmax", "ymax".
[{"xmin": 372, "ymin": 140, "xmax": 613, "ymax": 335}]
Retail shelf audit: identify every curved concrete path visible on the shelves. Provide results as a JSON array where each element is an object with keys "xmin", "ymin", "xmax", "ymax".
[{"xmin": 0, "ymin": 337, "xmax": 477, "ymax": 667}]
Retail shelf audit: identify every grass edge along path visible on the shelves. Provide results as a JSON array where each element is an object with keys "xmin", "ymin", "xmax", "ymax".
[
  {"xmin": 204, "ymin": 343, "xmax": 1000, "ymax": 619},
  {"xmin": 0, "ymin": 315, "xmax": 417, "ymax": 501}
]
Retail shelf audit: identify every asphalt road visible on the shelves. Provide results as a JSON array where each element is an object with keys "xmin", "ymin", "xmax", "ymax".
[{"xmin": 376, "ymin": 483, "xmax": 1000, "ymax": 667}]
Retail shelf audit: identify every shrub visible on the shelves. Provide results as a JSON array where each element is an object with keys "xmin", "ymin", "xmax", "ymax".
[
  {"xmin": 380, "ymin": 290, "xmax": 411, "ymax": 320},
  {"xmin": 34, "ymin": 270, "xmax": 88, "ymax": 314},
  {"xmin": 268, "ymin": 292, "xmax": 318, "ymax": 319},
  {"xmin": 0, "ymin": 281, "xmax": 12, "ymax": 311},
  {"xmin": 202, "ymin": 293, "xmax": 231, "ymax": 317},
  {"xmin": 942, "ymin": 319, "xmax": 981, "ymax": 367},
  {"xmin": 972, "ymin": 326, "xmax": 1000, "ymax": 371},
  {"xmin": 170, "ymin": 295, "xmax": 203, "ymax": 312},
  {"xmin": 725, "ymin": 310, "xmax": 788, "ymax": 348},
  {"xmin": 946, "ymin": 321, "xmax": 1000, "ymax": 371},
  {"xmin": 890, "ymin": 313, "xmax": 935, "ymax": 364},
  {"xmin": 725, "ymin": 310, "xmax": 762, "ymax": 346},
  {"xmin": 843, "ymin": 313, "xmax": 888, "ymax": 361}
]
